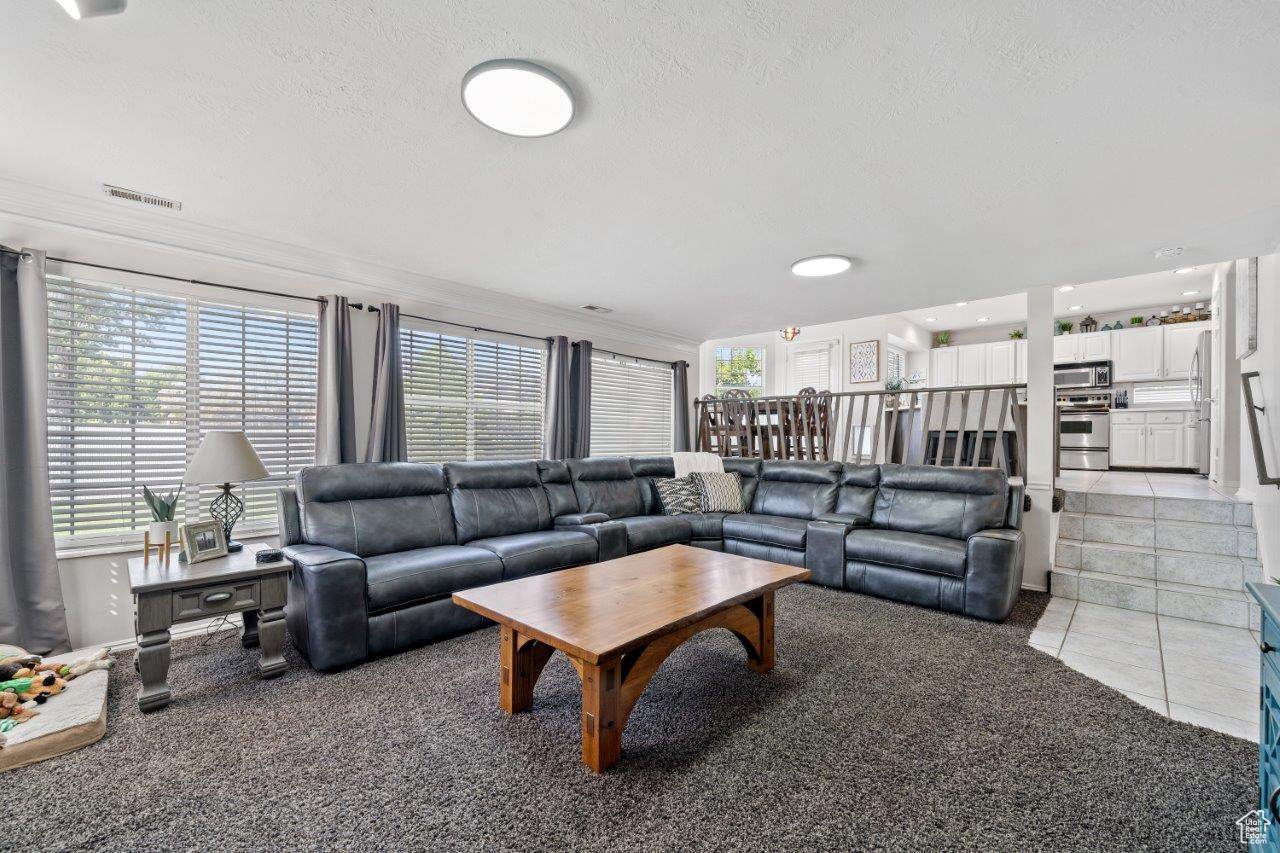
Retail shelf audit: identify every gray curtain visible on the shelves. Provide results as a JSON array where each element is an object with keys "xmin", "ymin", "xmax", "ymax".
[
  {"xmin": 543, "ymin": 336, "xmax": 573, "ymax": 459},
  {"xmin": 569, "ymin": 340, "xmax": 592, "ymax": 457},
  {"xmin": 366, "ymin": 303, "xmax": 407, "ymax": 463},
  {"xmin": 673, "ymin": 360, "xmax": 692, "ymax": 452},
  {"xmin": 316, "ymin": 294, "xmax": 358, "ymax": 465},
  {"xmin": 0, "ymin": 248, "xmax": 71, "ymax": 654}
]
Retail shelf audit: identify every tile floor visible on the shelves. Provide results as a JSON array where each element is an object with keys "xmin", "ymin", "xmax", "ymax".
[
  {"xmin": 1030, "ymin": 597, "xmax": 1259, "ymax": 741},
  {"xmin": 1056, "ymin": 469, "xmax": 1245, "ymax": 501}
]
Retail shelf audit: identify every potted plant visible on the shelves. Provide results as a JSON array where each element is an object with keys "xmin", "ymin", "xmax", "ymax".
[
  {"xmin": 1130, "ymin": 315, "xmax": 1144, "ymax": 327},
  {"xmin": 1008, "ymin": 328, "xmax": 1025, "ymax": 340},
  {"xmin": 884, "ymin": 376, "xmax": 903, "ymax": 408},
  {"xmin": 933, "ymin": 331, "xmax": 951, "ymax": 348},
  {"xmin": 141, "ymin": 485, "xmax": 180, "ymax": 543},
  {"xmin": 1056, "ymin": 320, "xmax": 1073, "ymax": 336}
]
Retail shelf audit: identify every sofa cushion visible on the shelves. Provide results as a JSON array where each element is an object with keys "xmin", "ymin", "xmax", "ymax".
[
  {"xmin": 871, "ymin": 464, "xmax": 1008, "ymax": 540},
  {"xmin": 537, "ymin": 460, "xmax": 580, "ymax": 518},
  {"xmin": 614, "ymin": 515, "xmax": 692, "ymax": 553},
  {"xmin": 721, "ymin": 513, "xmax": 809, "ymax": 549},
  {"xmin": 692, "ymin": 471, "xmax": 744, "ymax": 512},
  {"xmin": 567, "ymin": 457, "xmax": 645, "ymax": 519},
  {"xmin": 364, "ymin": 545, "xmax": 505, "ymax": 613},
  {"xmin": 680, "ymin": 512, "xmax": 727, "ymax": 540},
  {"xmin": 297, "ymin": 462, "xmax": 456, "ymax": 557},
  {"xmin": 750, "ymin": 461, "xmax": 840, "ymax": 520},
  {"xmin": 655, "ymin": 477, "xmax": 701, "ymax": 515},
  {"xmin": 630, "ymin": 456, "xmax": 675, "ymax": 514},
  {"xmin": 845, "ymin": 529, "xmax": 967, "ymax": 579},
  {"xmin": 723, "ymin": 458, "xmax": 762, "ymax": 508},
  {"xmin": 447, "ymin": 460, "xmax": 552, "ymax": 543},
  {"xmin": 834, "ymin": 463, "xmax": 880, "ymax": 521},
  {"xmin": 467, "ymin": 529, "xmax": 598, "ymax": 580}
]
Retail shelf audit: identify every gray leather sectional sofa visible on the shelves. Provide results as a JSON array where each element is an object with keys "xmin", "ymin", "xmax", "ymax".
[{"xmin": 277, "ymin": 457, "xmax": 1025, "ymax": 671}]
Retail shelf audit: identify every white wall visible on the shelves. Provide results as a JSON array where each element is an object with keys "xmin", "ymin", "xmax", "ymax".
[
  {"xmin": 1239, "ymin": 253, "xmax": 1280, "ymax": 581},
  {"xmin": 2, "ymin": 220, "xmax": 699, "ymax": 648}
]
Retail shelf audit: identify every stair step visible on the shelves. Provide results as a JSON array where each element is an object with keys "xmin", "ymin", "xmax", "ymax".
[
  {"xmin": 1049, "ymin": 568, "xmax": 1259, "ymax": 629},
  {"xmin": 1058, "ymin": 512, "xmax": 1256, "ymax": 558},
  {"xmin": 1055, "ymin": 540, "xmax": 1261, "ymax": 591},
  {"xmin": 1061, "ymin": 489, "xmax": 1253, "ymax": 527}
]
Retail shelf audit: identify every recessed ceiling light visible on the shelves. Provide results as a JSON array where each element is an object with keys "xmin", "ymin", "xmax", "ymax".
[
  {"xmin": 1174, "ymin": 267, "xmax": 1196, "ymax": 274},
  {"xmin": 791, "ymin": 255, "xmax": 852, "ymax": 277},
  {"xmin": 1155, "ymin": 246, "xmax": 1184, "ymax": 259},
  {"xmin": 1058, "ymin": 285, "xmax": 1075, "ymax": 292},
  {"xmin": 955, "ymin": 302, "xmax": 968, "ymax": 307},
  {"xmin": 976, "ymin": 317, "xmax": 989, "ymax": 323},
  {"xmin": 924, "ymin": 317, "xmax": 937, "ymax": 323},
  {"xmin": 1181, "ymin": 290, "xmax": 1200, "ymax": 296},
  {"xmin": 55, "ymin": 0, "xmax": 126, "ymax": 18},
  {"xmin": 1068, "ymin": 305, "xmax": 1083, "ymax": 311},
  {"xmin": 462, "ymin": 60, "xmax": 574, "ymax": 137}
]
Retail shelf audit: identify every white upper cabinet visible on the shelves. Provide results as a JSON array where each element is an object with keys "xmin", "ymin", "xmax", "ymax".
[
  {"xmin": 1054, "ymin": 330, "xmax": 1111, "ymax": 363},
  {"xmin": 958, "ymin": 343, "xmax": 986, "ymax": 386},
  {"xmin": 986, "ymin": 340, "xmax": 1018, "ymax": 385},
  {"xmin": 1112, "ymin": 326, "xmax": 1164, "ymax": 381},
  {"xmin": 1052, "ymin": 335, "xmax": 1077, "ymax": 363},
  {"xmin": 1162, "ymin": 322, "xmax": 1208, "ymax": 381},
  {"xmin": 929, "ymin": 347, "xmax": 959, "ymax": 388}
]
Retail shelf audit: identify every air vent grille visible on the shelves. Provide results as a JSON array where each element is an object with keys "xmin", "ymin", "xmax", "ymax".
[
  {"xmin": 581, "ymin": 304, "xmax": 613, "ymax": 313},
  {"xmin": 102, "ymin": 184, "xmax": 182, "ymax": 211}
]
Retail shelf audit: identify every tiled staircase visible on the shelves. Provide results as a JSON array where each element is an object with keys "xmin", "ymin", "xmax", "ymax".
[{"xmin": 1052, "ymin": 490, "xmax": 1262, "ymax": 630}]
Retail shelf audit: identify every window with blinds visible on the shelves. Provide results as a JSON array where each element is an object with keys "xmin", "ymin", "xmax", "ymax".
[
  {"xmin": 886, "ymin": 346, "xmax": 906, "ymax": 384},
  {"xmin": 400, "ymin": 326, "xmax": 544, "ymax": 462},
  {"xmin": 590, "ymin": 356, "xmax": 674, "ymax": 455},
  {"xmin": 786, "ymin": 340, "xmax": 836, "ymax": 393},
  {"xmin": 46, "ymin": 275, "xmax": 317, "ymax": 546}
]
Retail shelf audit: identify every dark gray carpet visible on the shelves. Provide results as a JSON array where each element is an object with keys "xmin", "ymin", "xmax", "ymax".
[{"xmin": 19, "ymin": 586, "xmax": 1254, "ymax": 851}]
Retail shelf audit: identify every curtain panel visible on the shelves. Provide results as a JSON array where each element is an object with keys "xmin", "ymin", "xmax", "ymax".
[
  {"xmin": 543, "ymin": 336, "xmax": 573, "ymax": 459},
  {"xmin": 673, "ymin": 360, "xmax": 692, "ymax": 452},
  {"xmin": 316, "ymin": 294, "xmax": 358, "ymax": 465},
  {"xmin": 569, "ymin": 340, "xmax": 592, "ymax": 457},
  {"xmin": 0, "ymin": 248, "xmax": 71, "ymax": 654},
  {"xmin": 366, "ymin": 303, "xmax": 407, "ymax": 463}
]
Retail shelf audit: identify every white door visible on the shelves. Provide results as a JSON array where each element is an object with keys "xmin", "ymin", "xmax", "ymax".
[
  {"xmin": 930, "ymin": 347, "xmax": 959, "ymax": 387},
  {"xmin": 1053, "ymin": 335, "xmax": 1079, "ymax": 364},
  {"xmin": 1015, "ymin": 340, "xmax": 1028, "ymax": 382},
  {"xmin": 986, "ymin": 340, "xmax": 1017, "ymax": 385},
  {"xmin": 1163, "ymin": 324, "xmax": 1204, "ymax": 381},
  {"xmin": 1113, "ymin": 327, "xmax": 1164, "ymax": 381},
  {"xmin": 1146, "ymin": 424, "xmax": 1184, "ymax": 467},
  {"xmin": 958, "ymin": 344, "xmax": 986, "ymax": 386},
  {"xmin": 1110, "ymin": 423, "xmax": 1146, "ymax": 466},
  {"xmin": 1079, "ymin": 331, "xmax": 1112, "ymax": 361},
  {"xmin": 786, "ymin": 339, "xmax": 839, "ymax": 393}
]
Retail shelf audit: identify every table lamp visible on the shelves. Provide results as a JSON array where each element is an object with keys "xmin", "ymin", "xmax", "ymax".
[{"xmin": 184, "ymin": 430, "xmax": 269, "ymax": 553}]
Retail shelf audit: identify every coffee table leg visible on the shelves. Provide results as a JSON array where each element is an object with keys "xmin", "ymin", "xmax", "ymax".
[
  {"xmin": 500, "ymin": 625, "xmax": 554, "ymax": 714},
  {"xmin": 581, "ymin": 657, "xmax": 622, "ymax": 772},
  {"xmin": 747, "ymin": 590, "xmax": 775, "ymax": 673}
]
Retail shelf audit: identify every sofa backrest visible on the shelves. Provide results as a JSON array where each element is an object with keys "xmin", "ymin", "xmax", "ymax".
[
  {"xmin": 567, "ymin": 457, "xmax": 644, "ymax": 519},
  {"xmin": 835, "ymin": 463, "xmax": 880, "ymax": 520},
  {"xmin": 723, "ymin": 458, "xmax": 762, "ymax": 509},
  {"xmin": 871, "ymin": 464, "xmax": 1009, "ymax": 540},
  {"xmin": 446, "ymin": 460, "xmax": 552, "ymax": 543},
  {"xmin": 750, "ymin": 460, "xmax": 840, "ymax": 520},
  {"xmin": 296, "ymin": 463, "xmax": 456, "ymax": 557},
  {"xmin": 537, "ymin": 460, "xmax": 580, "ymax": 518},
  {"xmin": 629, "ymin": 456, "xmax": 674, "ymax": 515}
]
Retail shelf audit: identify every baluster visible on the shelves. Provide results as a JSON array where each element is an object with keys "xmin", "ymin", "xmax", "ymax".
[
  {"xmin": 868, "ymin": 394, "xmax": 884, "ymax": 464},
  {"xmin": 918, "ymin": 391, "xmax": 936, "ymax": 465},
  {"xmin": 952, "ymin": 390, "xmax": 971, "ymax": 467},
  {"xmin": 933, "ymin": 390, "xmax": 951, "ymax": 466},
  {"xmin": 972, "ymin": 388, "xmax": 991, "ymax": 467},
  {"xmin": 1010, "ymin": 391, "xmax": 1027, "ymax": 477},
  {"xmin": 992, "ymin": 387, "xmax": 1012, "ymax": 472}
]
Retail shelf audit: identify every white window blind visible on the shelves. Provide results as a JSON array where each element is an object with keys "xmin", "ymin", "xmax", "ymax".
[
  {"xmin": 590, "ymin": 356, "xmax": 673, "ymax": 455},
  {"xmin": 1131, "ymin": 381, "xmax": 1193, "ymax": 406},
  {"xmin": 787, "ymin": 340, "xmax": 837, "ymax": 393},
  {"xmin": 47, "ymin": 276, "xmax": 317, "ymax": 546},
  {"xmin": 401, "ymin": 326, "xmax": 544, "ymax": 462},
  {"xmin": 886, "ymin": 346, "xmax": 906, "ymax": 383}
]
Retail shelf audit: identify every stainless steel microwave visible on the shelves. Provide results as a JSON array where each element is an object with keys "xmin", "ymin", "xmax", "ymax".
[{"xmin": 1054, "ymin": 361, "xmax": 1111, "ymax": 390}]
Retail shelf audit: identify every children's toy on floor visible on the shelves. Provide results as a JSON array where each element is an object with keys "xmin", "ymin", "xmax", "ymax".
[{"xmin": 0, "ymin": 646, "xmax": 114, "ymax": 770}]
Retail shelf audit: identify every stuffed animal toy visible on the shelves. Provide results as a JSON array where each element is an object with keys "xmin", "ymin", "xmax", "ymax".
[
  {"xmin": 63, "ymin": 648, "xmax": 113, "ymax": 679},
  {"xmin": 0, "ymin": 691, "xmax": 36, "ymax": 723},
  {"xmin": 0, "ymin": 673, "xmax": 65, "ymax": 704},
  {"xmin": 0, "ymin": 648, "xmax": 112, "ymax": 682},
  {"xmin": 0, "ymin": 656, "xmax": 41, "ymax": 682}
]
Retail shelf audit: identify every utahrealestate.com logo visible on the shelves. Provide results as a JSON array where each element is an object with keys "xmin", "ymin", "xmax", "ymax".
[{"xmin": 1236, "ymin": 809, "xmax": 1271, "ymax": 845}]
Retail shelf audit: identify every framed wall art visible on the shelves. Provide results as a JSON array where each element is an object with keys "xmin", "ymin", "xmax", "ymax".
[{"xmin": 848, "ymin": 339, "xmax": 880, "ymax": 384}]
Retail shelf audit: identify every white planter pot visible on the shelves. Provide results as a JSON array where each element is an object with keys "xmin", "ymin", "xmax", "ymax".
[{"xmin": 148, "ymin": 520, "xmax": 179, "ymax": 543}]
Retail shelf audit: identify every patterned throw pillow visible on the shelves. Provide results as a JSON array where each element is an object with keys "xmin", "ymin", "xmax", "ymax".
[
  {"xmin": 655, "ymin": 477, "xmax": 701, "ymax": 515},
  {"xmin": 692, "ymin": 471, "xmax": 743, "ymax": 513}
]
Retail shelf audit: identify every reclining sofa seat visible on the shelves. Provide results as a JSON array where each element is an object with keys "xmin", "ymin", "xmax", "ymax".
[{"xmin": 279, "ymin": 456, "xmax": 1025, "ymax": 672}]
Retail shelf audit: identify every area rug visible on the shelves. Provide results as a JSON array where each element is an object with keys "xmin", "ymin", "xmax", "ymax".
[{"xmin": 20, "ymin": 586, "xmax": 1254, "ymax": 851}]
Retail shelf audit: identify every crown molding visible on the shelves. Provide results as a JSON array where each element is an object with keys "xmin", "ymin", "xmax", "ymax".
[{"xmin": 0, "ymin": 176, "xmax": 699, "ymax": 354}]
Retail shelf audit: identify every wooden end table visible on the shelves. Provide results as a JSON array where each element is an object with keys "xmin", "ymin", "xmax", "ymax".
[
  {"xmin": 453, "ymin": 544, "xmax": 809, "ymax": 772},
  {"xmin": 127, "ymin": 542, "xmax": 291, "ymax": 712}
]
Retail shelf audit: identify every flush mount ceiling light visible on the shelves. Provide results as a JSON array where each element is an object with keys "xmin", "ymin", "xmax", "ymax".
[
  {"xmin": 1068, "ymin": 305, "xmax": 1083, "ymax": 311},
  {"xmin": 1058, "ymin": 285, "xmax": 1075, "ymax": 292},
  {"xmin": 955, "ymin": 302, "xmax": 968, "ymax": 307},
  {"xmin": 1182, "ymin": 290, "xmax": 1200, "ymax": 296},
  {"xmin": 790, "ymin": 255, "xmax": 852, "ymax": 277},
  {"xmin": 462, "ymin": 60, "xmax": 574, "ymax": 137},
  {"xmin": 780, "ymin": 327, "xmax": 801, "ymax": 342},
  {"xmin": 1174, "ymin": 267, "xmax": 1197, "ymax": 274},
  {"xmin": 55, "ymin": 0, "xmax": 126, "ymax": 18},
  {"xmin": 924, "ymin": 317, "xmax": 937, "ymax": 322},
  {"xmin": 976, "ymin": 317, "xmax": 990, "ymax": 323}
]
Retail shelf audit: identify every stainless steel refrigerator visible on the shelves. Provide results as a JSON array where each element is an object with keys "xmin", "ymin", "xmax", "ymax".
[{"xmin": 1189, "ymin": 329, "xmax": 1213, "ymax": 475}]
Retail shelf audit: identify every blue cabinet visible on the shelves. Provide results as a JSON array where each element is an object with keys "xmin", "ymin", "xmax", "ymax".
[{"xmin": 1248, "ymin": 583, "xmax": 1280, "ymax": 851}]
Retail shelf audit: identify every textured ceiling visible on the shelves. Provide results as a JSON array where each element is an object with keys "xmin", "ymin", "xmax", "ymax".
[{"xmin": 2, "ymin": 1, "xmax": 1279, "ymax": 341}]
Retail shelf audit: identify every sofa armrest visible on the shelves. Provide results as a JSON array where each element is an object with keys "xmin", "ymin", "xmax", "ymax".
[
  {"xmin": 553, "ymin": 519, "xmax": 627, "ymax": 561},
  {"xmin": 277, "ymin": 487, "xmax": 303, "ymax": 547},
  {"xmin": 813, "ymin": 513, "xmax": 870, "ymax": 527},
  {"xmin": 554, "ymin": 512, "xmax": 610, "ymax": 527},
  {"xmin": 282, "ymin": 544, "xmax": 369, "ymax": 671},
  {"xmin": 1005, "ymin": 477, "xmax": 1026, "ymax": 529},
  {"xmin": 964, "ymin": 528, "xmax": 1025, "ymax": 621},
  {"xmin": 805, "ymin": 520, "xmax": 852, "ymax": 589}
]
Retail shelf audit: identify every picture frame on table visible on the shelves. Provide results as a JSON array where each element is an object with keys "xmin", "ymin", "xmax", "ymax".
[{"xmin": 180, "ymin": 520, "xmax": 227, "ymax": 564}]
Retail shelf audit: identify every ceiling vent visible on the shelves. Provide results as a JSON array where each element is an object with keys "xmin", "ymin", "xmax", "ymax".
[
  {"xmin": 1153, "ymin": 246, "xmax": 1184, "ymax": 259},
  {"xmin": 581, "ymin": 304, "xmax": 613, "ymax": 313},
  {"xmin": 102, "ymin": 184, "xmax": 182, "ymax": 211}
]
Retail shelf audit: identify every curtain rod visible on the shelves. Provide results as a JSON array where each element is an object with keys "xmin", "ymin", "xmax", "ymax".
[{"xmin": 592, "ymin": 345, "xmax": 683, "ymax": 369}]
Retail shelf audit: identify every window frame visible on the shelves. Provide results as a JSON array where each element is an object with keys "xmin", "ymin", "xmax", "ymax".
[
  {"xmin": 589, "ymin": 354, "xmax": 675, "ymax": 456},
  {"xmin": 713, "ymin": 345, "xmax": 767, "ymax": 398}
]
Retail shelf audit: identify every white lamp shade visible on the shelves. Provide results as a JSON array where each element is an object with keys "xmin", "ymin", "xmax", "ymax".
[{"xmin": 184, "ymin": 431, "xmax": 269, "ymax": 485}]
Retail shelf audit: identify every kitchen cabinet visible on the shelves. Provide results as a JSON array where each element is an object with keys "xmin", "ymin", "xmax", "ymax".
[
  {"xmin": 1163, "ymin": 323, "xmax": 1207, "ymax": 380},
  {"xmin": 957, "ymin": 344, "xmax": 986, "ymax": 386},
  {"xmin": 929, "ymin": 347, "xmax": 958, "ymax": 387},
  {"xmin": 1109, "ymin": 410, "xmax": 1197, "ymax": 469},
  {"xmin": 1053, "ymin": 331, "xmax": 1111, "ymax": 364},
  {"xmin": 1112, "ymin": 326, "xmax": 1164, "ymax": 381},
  {"xmin": 986, "ymin": 340, "xmax": 1018, "ymax": 385}
]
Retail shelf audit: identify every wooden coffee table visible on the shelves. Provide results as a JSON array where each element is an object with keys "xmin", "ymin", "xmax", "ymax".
[{"xmin": 452, "ymin": 544, "xmax": 810, "ymax": 772}]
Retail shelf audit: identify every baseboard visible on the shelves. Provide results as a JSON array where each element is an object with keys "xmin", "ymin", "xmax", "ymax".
[
  {"xmin": 1021, "ymin": 582, "xmax": 1049, "ymax": 593},
  {"xmin": 102, "ymin": 614, "xmax": 247, "ymax": 653}
]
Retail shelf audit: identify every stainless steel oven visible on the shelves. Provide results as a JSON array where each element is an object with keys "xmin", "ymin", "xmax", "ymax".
[
  {"xmin": 1059, "ymin": 410, "xmax": 1110, "ymax": 470},
  {"xmin": 1054, "ymin": 361, "xmax": 1112, "ymax": 390}
]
